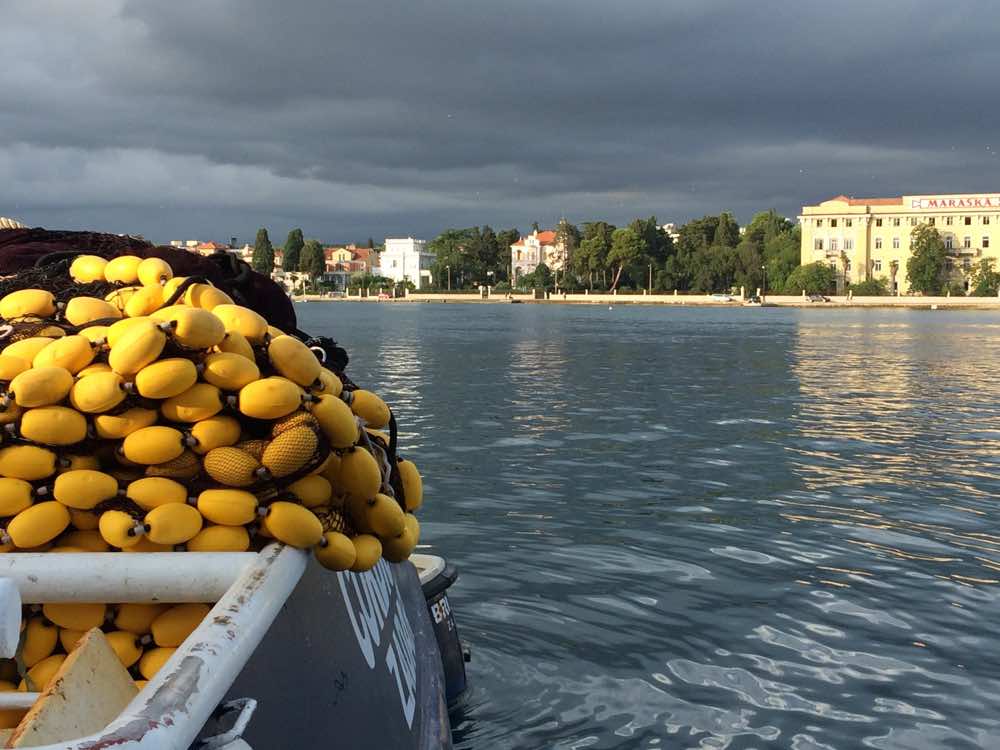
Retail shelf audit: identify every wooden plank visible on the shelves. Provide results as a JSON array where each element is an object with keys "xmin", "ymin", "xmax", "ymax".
[{"xmin": 6, "ymin": 628, "xmax": 138, "ymax": 748}]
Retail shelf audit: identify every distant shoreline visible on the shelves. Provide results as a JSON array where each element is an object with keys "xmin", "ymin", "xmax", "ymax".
[{"xmin": 292, "ymin": 293, "xmax": 1000, "ymax": 310}]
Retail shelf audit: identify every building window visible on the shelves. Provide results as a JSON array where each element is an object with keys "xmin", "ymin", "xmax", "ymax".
[
  {"xmin": 965, "ymin": 216, "xmax": 972, "ymax": 225},
  {"xmin": 893, "ymin": 218, "xmax": 901, "ymax": 226},
  {"xmin": 964, "ymin": 236, "xmax": 971, "ymax": 248},
  {"xmin": 813, "ymin": 238, "xmax": 823, "ymax": 251},
  {"xmin": 963, "ymin": 258, "xmax": 971, "ymax": 269},
  {"xmin": 844, "ymin": 238, "xmax": 854, "ymax": 250},
  {"xmin": 845, "ymin": 260, "xmax": 852, "ymax": 271},
  {"xmin": 946, "ymin": 259, "xmax": 954, "ymax": 270},
  {"xmin": 985, "ymin": 236, "xmax": 991, "ymax": 249},
  {"xmin": 893, "ymin": 237, "xmax": 900, "ymax": 249},
  {"xmin": 874, "ymin": 259, "xmax": 882, "ymax": 272},
  {"xmin": 945, "ymin": 236, "xmax": 953, "ymax": 249},
  {"xmin": 845, "ymin": 218, "xmax": 853, "ymax": 227},
  {"xmin": 946, "ymin": 216, "xmax": 953, "ymax": 225},
  {"xmin": 815, "ymin": 219, "xmax": 823, "ymax": 227},
  {"xmin": 910, "ymin": 218, "xmax": 918, "ymax": 226},
  {"xmin": 984, "ymin": 216, "xmax": 991, "ymax": 225},
  {"xmin": 876, "ymin": 218, "xmax": 883, "ymax": 227},
  {"xmin": 928, "ymin": 217, "xmax": 935, "ymax": 226},
  {"xmin": 875, "ymin": 237, "xmax": 883, "ymax": 249},
  {"xmin": 831, "ymin": 219, "xmax": 838, "ymax": 228},
  {"xmin": 830, "ymin": 238, "xmax": 838, "ymax": 251},
  {"xmin": 829, "ymin": 261, "xmax": 837, "ymax": 270}
]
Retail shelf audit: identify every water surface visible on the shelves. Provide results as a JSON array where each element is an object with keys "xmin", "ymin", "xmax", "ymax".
[{"xmin": 298, "ymin": 303, "xmax": 1000, "ymax": 749}]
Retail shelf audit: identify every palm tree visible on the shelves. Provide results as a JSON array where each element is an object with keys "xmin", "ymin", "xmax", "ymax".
[{"xmin": 839, "ymin": 250, "xmax": 849, "ymax": 295}]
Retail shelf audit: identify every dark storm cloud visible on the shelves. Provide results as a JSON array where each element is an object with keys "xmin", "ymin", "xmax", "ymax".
[{"xmin": 1, "ymin": 0, "xmax": 999, "ymax": 242}]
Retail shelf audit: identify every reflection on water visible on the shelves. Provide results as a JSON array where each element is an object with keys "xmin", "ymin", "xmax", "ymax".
[{"xmin": 298, "ymin": 304, "xmax": 1000, "ymax": 749}]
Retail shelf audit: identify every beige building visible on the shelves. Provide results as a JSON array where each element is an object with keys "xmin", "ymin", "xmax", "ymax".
[{"xmin": 799, "ymin": 193, "xmax": 1000, "ymax": 294}]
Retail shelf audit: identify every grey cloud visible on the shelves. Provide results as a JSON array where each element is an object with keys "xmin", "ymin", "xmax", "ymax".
[{"xmin": 1, "ymin": 0, "xmax": 999, "ymax": 243}]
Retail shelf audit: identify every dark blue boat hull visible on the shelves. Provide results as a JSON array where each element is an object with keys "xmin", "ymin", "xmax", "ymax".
[{"xmin": 227, "ymin": 559, "xmax": 451, "ymax": 749}]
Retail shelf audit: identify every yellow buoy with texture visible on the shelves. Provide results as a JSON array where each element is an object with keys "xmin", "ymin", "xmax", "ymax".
[
  {"xmin": 33, "ymin": 335, "xmax": 96, "ymax": 373},
  {"xmin": 104, "ymin": 255, "xmax": 143, "ymax": 284},
  {"xmin": 196, "ymin": 489, "xmax": 258, "ymax": 526},
  {"xmin": 139, "ymin": 647, "xmax": 177, "ymax": 679},
  {"xmin": 69, "ymin": 254, "xmax": 109, "ymax": 283},
  {"xmin": 108, "ymin": 319, "xmax": 167, "ymax": 375},
  {"xmin": 98, "ymin": 509, "xmax": 145, "ymax": 548},
  {"xmin": 268, "ymin": 335, "xmax": 321, "ymax": 386},
  {"xmin": 151, "ymin": 306, "xmax": 226, "ymax": 349},
  {"xmin": 134, "ymin": 357, "xmax": 198, "ymax": 399},
  {"xmin": 69, "ymin": 371, "xmax": 126, "ymax": 413},
  {"xmin": 186, "ymin": 524, "xmax": 250, "ymax": 552},
  {"xmin": 42, "ymin": 602, "xmax": 106, "ymax": 631},
  {"xmin": 151, "ymin": 603, "xmax": 211, "ymax": 647},
  {"xmin": 0, "ymin": 445, "xmax": 57, "ymax": 480},
  {"xmin": 137, "ymin": 257, "xmax": 173, "ymax": 287},
  {"xmin": 126, "ymin": 477, "xmax": 189, "ymax": 511},
  {"xmin": 315, "ymin": 531, "xmax": 357, "ymax": 571},
  {"xmin": 238, "ymin": 376, "xmax": 302, "ymax": 420},
  {"xmin": 189, "ymin": 414, "xmax": 241, "ymax": 454},
  {"xmin": 93, "ymin": 406, "xmax": 157, "ymax": 439},
  {"xmin": 0, "ymin": 477, "xmax": 33, "ymax": 516},
  {"xmin": 64, "ymin": 296, "xmax": 122, "ymax": 325},
  {"xmin": 262, "ymin": 501, "xmax": 323, "ymax": 548},
  {"xmin": 10, "ymin": 365, "xmax": 73, "ymax": 407},
  {"xmin": 212, "ymin": 304, "xmax": 269, "ymax": 343},
  {"xmin": 0, "ymin": 289, "xmax": 56, "ymax": 319},
  {"xmin": 161, "ymin": 382, "xmax": 223, "ymax": 423},
  {"xmin": 19, "ymin": 405, "xmax": 88, "ymax": 445},
  {"xmin": 201, "ymin": 351, "xmax": 260, "ymax": 390},
  {"xmin": 144, "ymin": 502, "xmax": 202, "ymax": 545},
  {"xmin": 52, "ymin": 469, "xmax": 119, "ymax": 510},
  {"xmin": 122, "ymin": 425, "xmax": 188, "ymax": 465}
]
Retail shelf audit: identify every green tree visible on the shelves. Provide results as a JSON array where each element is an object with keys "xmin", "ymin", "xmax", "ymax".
[
  {"xmin": 762, "ymin": 226, "xmax": 800, "ymax": 292},
  {"xmin": 970, "ymin": 258, "xmax": 1000, "ymax": 296},
  {"xmin": 251, "ymin": 228, "xmax": 274, "ymax": 274},
  {"xmin": 783, "ymin": 262, "xmax": 835, "ymax": 294},
  {"xmin": 607, "ymin": 227, "xmax": 645, "ymax": 290},
  {"xmin": 574, "ymin": 221, "xmax": 615, "ymax": 288},
  {"xmin": 906, "ymin": 224, "xmax": 947, "ymax": 294},
  {"xmin": 522, "ymin": 262, "xmax": 552, "ymax": 291},
  {"xmin": 300, "ymin": 239, "xmax": 327, "ymax": 287},
  {"xmin": 429, "ymin": 228, "xmax": 479, "ymax": 289},
  {"xmin": 282, "ymin": 228, "xmax": 304, "ymax": 273},
  {"xmin": 495, "ymin": 228, "xmax": 520, "ymax": 282},
  {"xmin": 850, "ymin": 277, "xmax": 890, "ymax": 296},
  {"xmin": 742, "ymin": 209, "xmax": 793, "ymax": 246},
  {"xmin": 713, "ymin": 212, "xmax": 740, "ymax": 248}
]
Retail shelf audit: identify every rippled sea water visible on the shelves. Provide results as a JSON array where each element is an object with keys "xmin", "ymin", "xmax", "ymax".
[{"xmin": 298, "ymin": 303, "xmax": 1000, "ymax": 750}]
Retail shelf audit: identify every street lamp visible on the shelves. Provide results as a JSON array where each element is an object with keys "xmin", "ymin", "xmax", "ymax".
[
  {"xmin": 446, "ymin": 265, "xmax": 451, "ymax": 291},
  {"xmin": 761, "ymin": 264, "xmax": 767, "ymax": 302}
]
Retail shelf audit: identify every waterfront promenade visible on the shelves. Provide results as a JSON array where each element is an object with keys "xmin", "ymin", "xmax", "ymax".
[{"xmin": 295, "ymin": 291, "xmax": 1000, "ymax": 309}]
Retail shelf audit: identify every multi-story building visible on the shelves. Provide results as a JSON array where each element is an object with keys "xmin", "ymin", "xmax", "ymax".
[
  {"xmin": 510, "ymin": 230, "xmax": 568, "ymax": 281},
  {"xmin": 381, "ymin": 238, "xmax": 433, "ymax": 289},
  {"xmin": 800, "ymin": 193, "xmax": 1000, "ymax": 294}
]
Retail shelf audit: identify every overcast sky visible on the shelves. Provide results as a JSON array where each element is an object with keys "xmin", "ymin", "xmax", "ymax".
[{"xmin": 2, "ymin": 0, "xmax": 999, "ymax": 245}]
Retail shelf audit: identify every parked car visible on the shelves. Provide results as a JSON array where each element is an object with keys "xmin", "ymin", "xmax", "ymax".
[{"xmin": 808, "ymin": 294, "xmax": 830, "ymax": 302}]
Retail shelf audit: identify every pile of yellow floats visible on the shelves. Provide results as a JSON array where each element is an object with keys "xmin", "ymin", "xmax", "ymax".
[{"xmin": 0, "ymin": 253, "xmax": 423, "ymax": 706}]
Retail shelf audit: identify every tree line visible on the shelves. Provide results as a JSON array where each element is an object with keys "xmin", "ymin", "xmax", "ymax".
[{"xmin": 421, "ymin": 211, "xmax": 802, "ymax": 294}]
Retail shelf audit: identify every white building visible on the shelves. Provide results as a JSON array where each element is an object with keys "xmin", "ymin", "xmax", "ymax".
[
  {"xmin": 381, "ymin": 238, "xmax": 434, "ymax": 289},
  {"xmin": 510, "ymin": 229, "xmax": 566, "ymax": 281}
]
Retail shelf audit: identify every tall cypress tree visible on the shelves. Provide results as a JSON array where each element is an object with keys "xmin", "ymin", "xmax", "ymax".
[
  {"xmin": 283, "ymin": 228, "xmax": 304, "ymax": 272},
  {"xmin": 252, "ymin": 228, "xmax": 274, "ymax": 273},
  {"xmin": 301, "ymin": 239, "xmax": 327, "ymax": 283}
]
